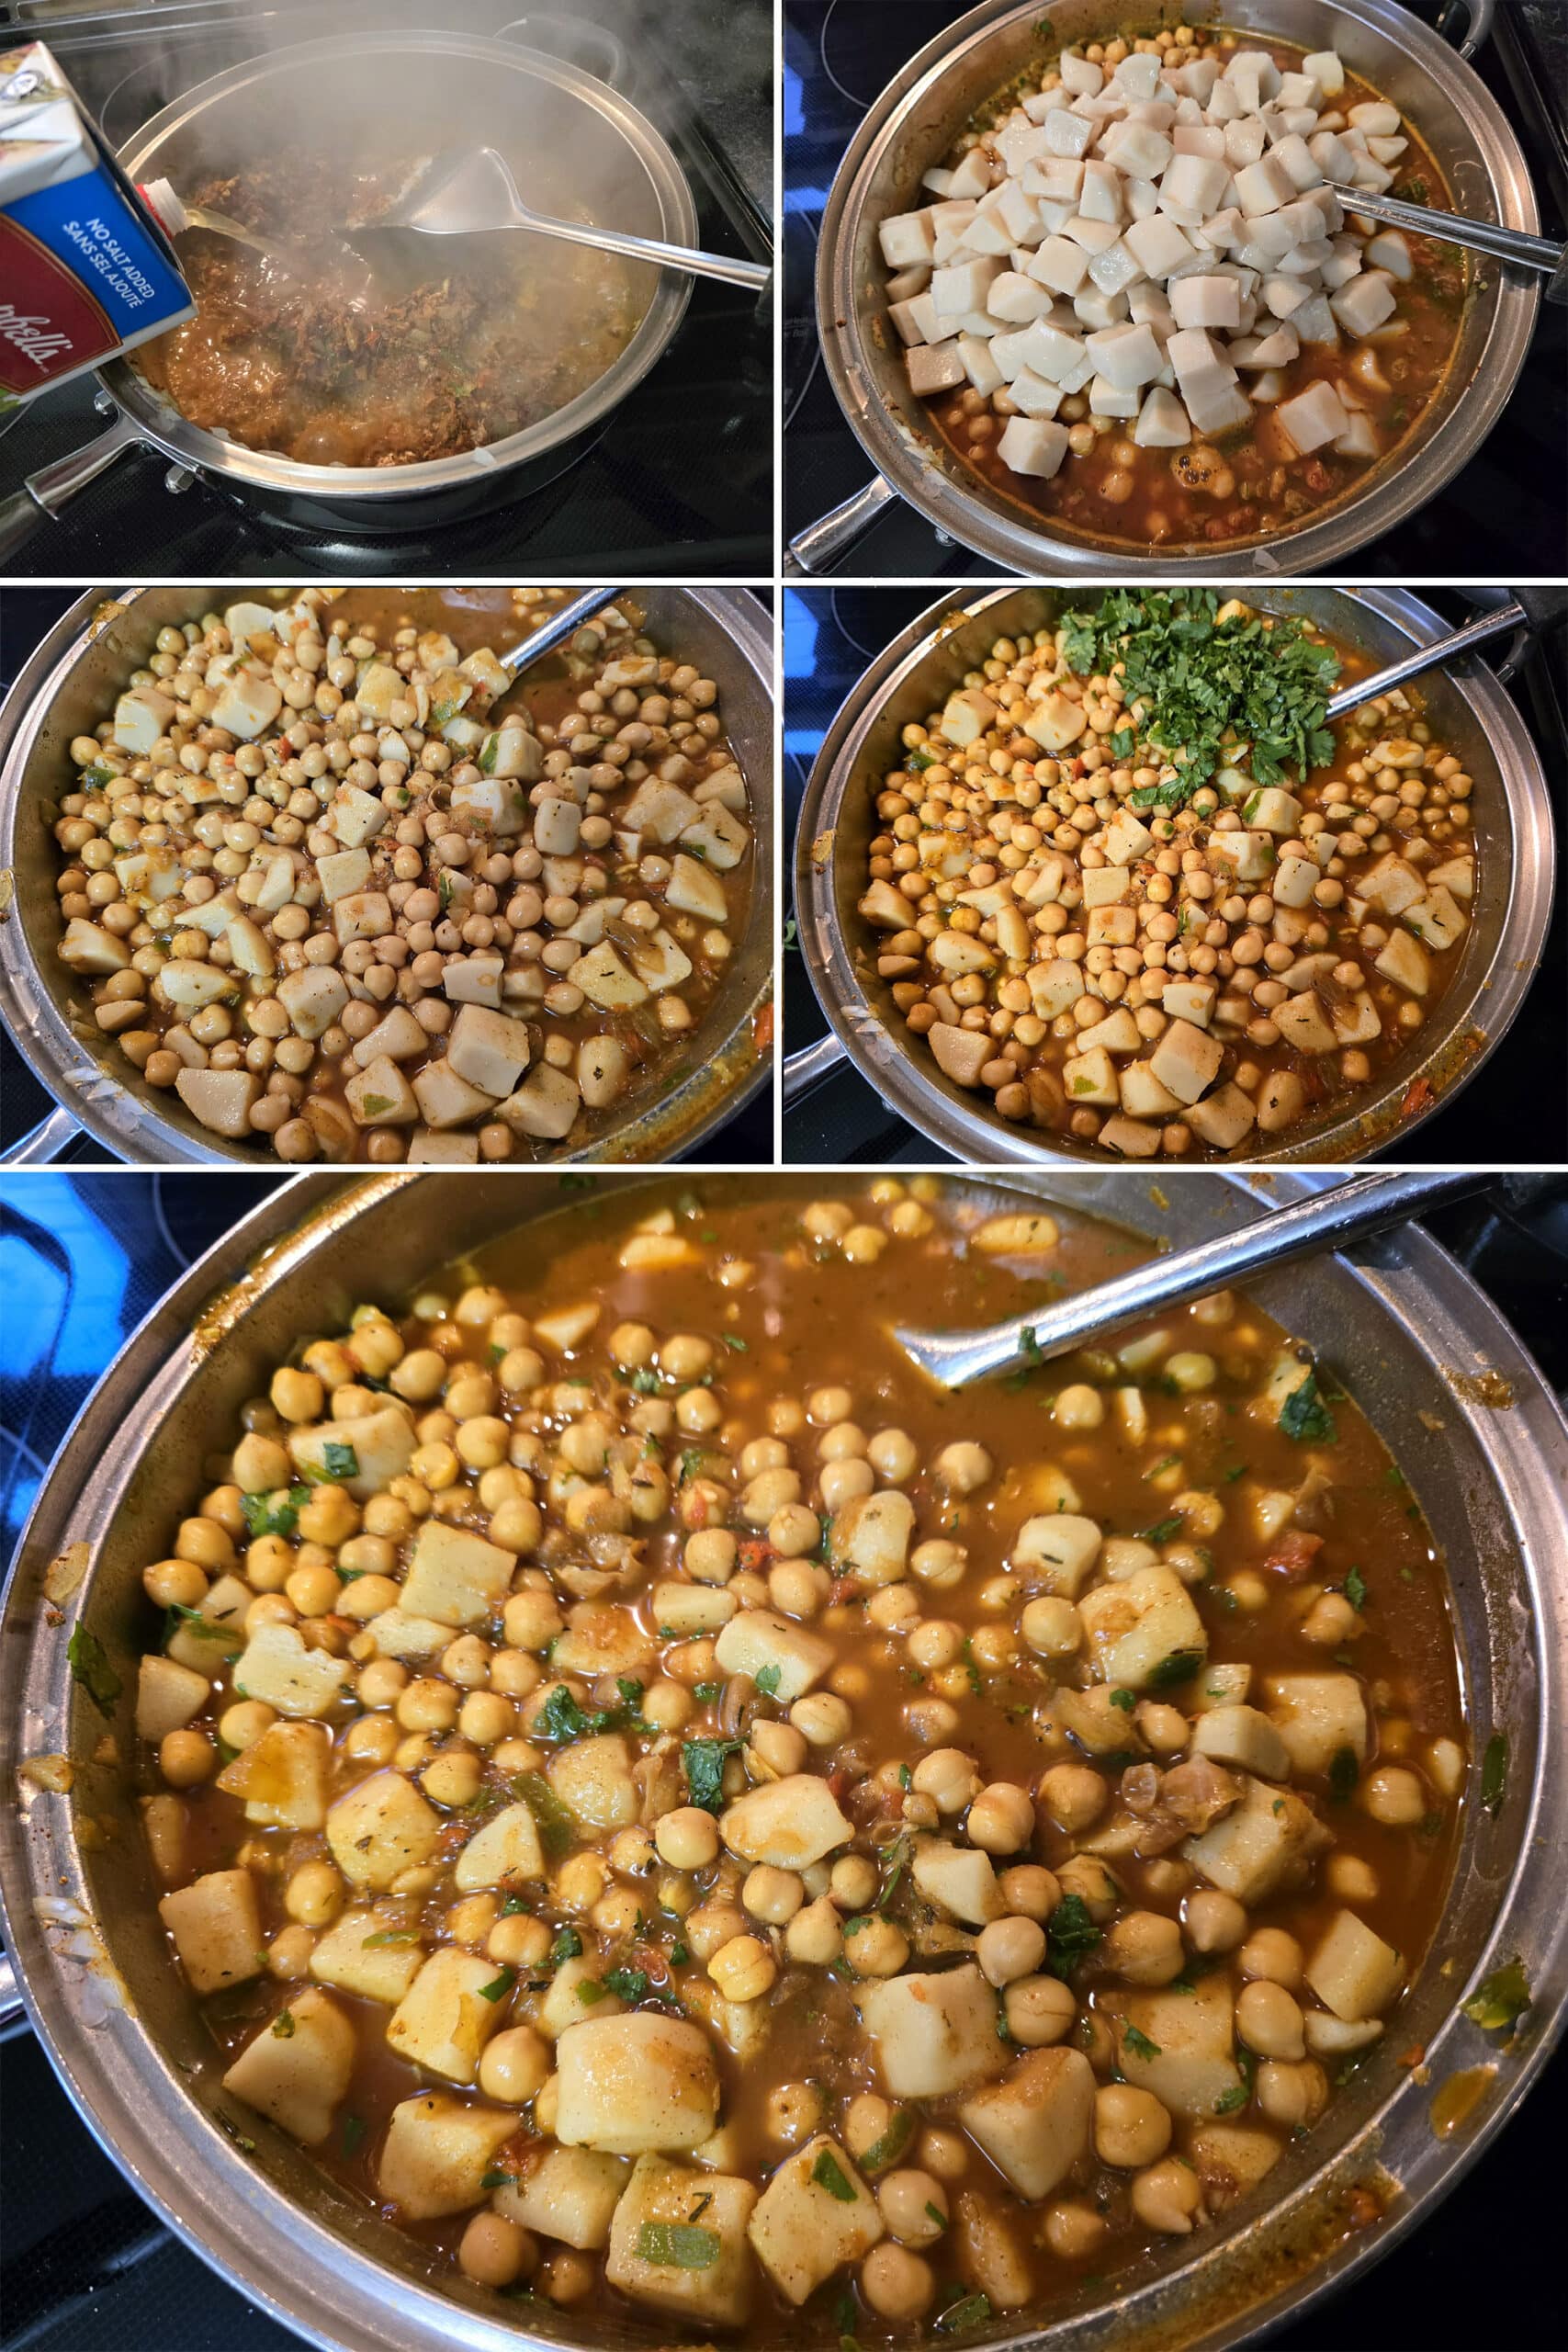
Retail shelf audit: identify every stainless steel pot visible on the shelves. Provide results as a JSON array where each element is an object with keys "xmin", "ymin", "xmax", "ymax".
[
  {"xmin": 0, "ymin": 31, "xmax": 701, "ymax": 557},
  {"xmin": 0, "ymin": 585, "xmax": 774, "ymax": 1165},
  {"xmin": 0, "ymin": 1167, "xmax": 1563, "ymax": 2352},
  {"xmin": 787, "ymin": 583, "xmax": 1554, "ymax": 1163},
  {"xmin": 788, "ymin": 0, "xmax": 1540, "ymax": 576}
]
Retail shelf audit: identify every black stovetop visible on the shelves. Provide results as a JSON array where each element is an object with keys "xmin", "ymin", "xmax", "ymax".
[
  {"xmin": 0, "ymin": 584, "xmax": 775, "ymax": 1167},
  {"xmin": 0, "ymin": 0, "xmax": 772, "ymax": 576},
  {"xmin": 782, "ymin": 583, "xmax": 1568, "ymax": 1167},
  {"xmin": 783, "ymin": 0, "xmax": 1568, "ymax": 577},
  {"xmin": 1, "ymin": 1170, "xmax": 1565, "ymax": 2352}
]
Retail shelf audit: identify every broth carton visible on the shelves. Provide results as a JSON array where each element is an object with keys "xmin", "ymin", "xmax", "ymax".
[{"xmin": 1, "ymin": 40, "xmax": 193, "ymax": 411}]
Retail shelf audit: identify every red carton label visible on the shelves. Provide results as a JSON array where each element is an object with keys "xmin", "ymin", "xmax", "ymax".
[{"xmin": 0, "ymin": 213, "xmax": 116, "ymax": 393}]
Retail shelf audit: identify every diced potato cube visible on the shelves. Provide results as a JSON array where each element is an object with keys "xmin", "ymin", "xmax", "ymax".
[
  {"xmin": 1149, "ymin": 1018, "xmax": 1224, "ymax": 1106},
  {"xmin": 1275, "ymin": 989, "xmax": 1337, "ymax": 1055},
  {"xmin": 549, "ymin": 1733, "xmax": 637, "ymax": 1832},
  {"xmin": 310, "ymin": 1907, "xmax": 424, "ymax": 2004},
  {"xmin": 59, "ymin": 917, "xmax": 131, "ymax": 975},
  {"xmin": 668, "ymin": 854, "xmax": 729, "ymax": 922},
  {"xmin": 387, "ymin": 1946, "xmax": 511, "ymax": 2084},
  {"xmin": 277, "ymin": 966, "xmax": 349, "ymax": 1041},
  {"xmin": 927, "ymin": 1022, "xmax": 991, "ymax": 1087},
  {"xmin": 175, "ymin": 1064, "xmax": 261, "ymax": 1141},
  {"xmin": 1357, "ymin": 854, "xmax": 1425, "ymax": 914},
  {"xmin": 231, "ymin": 1620, "xmax": 353, "ymax": 1719},
  {"xmin": 496, "ymin": 2144, "xmax": 630, "ymax": 2248},
  {"xmin": 857, "ymin": 1964, "xmax": 1009, "ymax": 2098},
  {"xmin": 113, "ymin": 682, "xmax": 174, "ymax": 753},
  {"xmin": 222, "ymin": 1986, "xmax": 355, "ymax": 2144},
  {"xmin": 412, "ymin": 1060, "xmax": 494, "ymax": 1131},
  {"xmin": 829, "ymin": 1490, "xmax": 914, "ymax": 1585},
  {"xmin": 1189, "ymin": 1705, "xmax": 1291, "ymax": 1781},
  {"xmin": 1305, "ymin": 1909, "xmax": 1404, "ymax": 2020},
  {"xmin": 1184, "ymin": 1774, "xmax": 1331, "ymax": 1903},
  {"xmin": 378, "ymin": 2092, "xmax": 517, "ymax": 2220},
  {"xmin": 1011, "ymin": 1513, "xmax": 1101, "ymax": 1596},
  {"xmin": 1191, "ymin": 2122, "xmax": 1284, "ymax": 2203},
  {"xmin": 164, "ymin": 1572, "xmax": 246, "ymax": 1669},
  {"xmin": 621, "ymin": 777, "xmax": 703, "ymax": 842},
  {"xmin": 135, "ymin": 1654, "xmax": 209, "ymax": 1742},
  {"xmin": 501, "ymin": 1063, "xmax": 582, "ymax": 1140},
  {"xmin": 1265, "ymin": 1672, "xmax": 1368, "ymax": 1777},
  {"xmin": 714, "ymin": 1610, "xmax": 833, "ymax": 1702},
  {"xmin": 1118, "ymin": 1973, "xmax": 1244, "ymax": 2118},
  {"xmin": 326, "ymin": 1769, "xmax": 443, "ymax": 1891},
  {"xmin": 1063, "ymin": 1046, "xmax": 1120, "ymax": 1107},
  {"xmin": 539, "ymin": 1954, "xmax": 626, "ymax": 2041},
  {"xmin": 286, "ymin": 1405, "xmax": 415, "ymax": 1499},
  {"xmin": 911, "ymin": 1838, "xmax": 1005, "ymax": 1926},
  {"xmin": 959, "ymin": 2048, "xmax": 1095, "ymax": 2197},
  {"xmin": 446, "ymin": 1003, "xmax": 531, "ymax": 1099},
  {"xmin": 452, "ymin": 1801, "xmax": 545, "ymax": 1894},
  {"xmin": 721, "ymin": 1773, "xmax": 853, "ymax": 1870},
  {"xmin": 1186, "ymin": 1081, "xmax": 1258, "ymax": 1152},
  {"xmin": 747, "ymin": 2135, "xmax": 882, "ymax": 2306},
  {"xmin": 326, "ymin": 786, "xmax": 389, "ymax": 850},
  {"xmin": 345, "ymin": 1057, "xmax": 419, "ymax": 1126},
  {"xmin": 216, "ymin": 1719, "xmax": 332, "ymax": 1829},
  {"xmin": 606, "ymin": 2154, "xmax": 760, "ymax": 2325},
  {"xmin": 1405, "ymin": 886, "xmax": 1466, "ymax": 951},
  {"xmin": 1077, "ymin": 1565, "xmax": 1208, "ymax": 1691},
  {"xmin": 1375, "ymin": 928, "xmax": 1431, "ymax": 996},
  {"xmin": 942, "ymin": 688, "xmax": 999, "ymax": 747},
  {"xmin": 555, "ymin": 2013, "xmax": 720, "ymax": 2154},
  {"xmin": 401, "ymin": 1519, "xmax": 513, "ymax": 1628},
  {"xmin": 159, "ymin": 1868, "xmax": 264, "ymax": 1995}
]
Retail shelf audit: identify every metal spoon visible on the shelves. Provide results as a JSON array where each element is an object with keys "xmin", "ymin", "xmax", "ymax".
[
  {"xmin": 1326, "ymin": 181, "xmax": 1567, "ymax": 303},
  {"xmin": 496, "ymin": 586, "xmax": 622, "ymax": 674},
  {"xmin": 1325, "ymin": 586, "xmax": 1568, "ymax": 718},
  {"xmin": 353, "ymin": 146, "xmax": 771, "ymax": 293},
  {"xmin": 894, "ymin": 1170, "xmax": 1489, "ymax": 1388}
]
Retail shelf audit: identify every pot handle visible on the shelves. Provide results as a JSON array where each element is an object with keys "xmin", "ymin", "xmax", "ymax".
[
  {"xmin": 783, "ymin": 1030, "xmax": 849, "ymax": 1108},
  {"xmin": 495, "ymin": 12, "xmax": 631, "ymax": 92},
  {"xmin": 785, "ymin": 475, "xmax": 897, "ymax": 576},
  {"xmin": 0, "ymin": 406, "xmax": 144, "ymax": 564},
  {"xmin": 0, "ymin": 1104, "xmax": 84, "ymax": 1167},
  {"xmin": 1436, "ymin": 0, "xmax": 1495, "ymax": 62}
]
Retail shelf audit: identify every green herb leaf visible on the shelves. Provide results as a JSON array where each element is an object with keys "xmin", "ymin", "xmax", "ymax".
[
  {"xmin": 693, "ymin": 1681, "xmax": 723, "ymax": 1704},
  {"xmin": 1461, "ymin": 1957, "xmax": 1530, "ymax": 2033},
  {"xmin": 682, "ymin": 1736, "xmax": 741, "ymax": 1814},
  {"xmin": 937, "ymin": 2291, "xmax": 993, "ymax": 2335},
  {"xmin": 271, "ymin": 2007, "xmax": 296, "ymax": 2039},
  {"xmin": 1109, "ymin": 1688, "xmax": 1135, "ymax": 1713},
  {"xmin": 67, "ymin": 1624, "xmax": 120, "ymax": 1717},
  {"xmin": 513, "ymin": 1772, "xmax": 576, "ymax": 1856},
  {"xmin": 1280, "ymin": 1372, "xmax": 1337, "ymax": 1445},
  {"xmin": 319, "ymin": 1440, "xmax": 360, "ymax": 1483},
  {"xmin": 859, "ymin": 2107, "xmax": 914, "ymax": 2176},
  {"xmin": 1139, "ymin": 1516, "xmax": 1183, "ymax": 1544},
  {"xmin": 1213, "ymin": 2083, "xmax": 1250, "ymax": 2114},
  {"xmin": 635, "ymin": 2222, "xmax": 720, "ymax": 2270},
  {"xmin": 361, "ymin": 1928, "xmax": 421, "ymax": 1949},
  {"xmin": 1481, "ymin": 1733, "xmax": 1507, "ymax": 1815},
  {"xmin": 722, "ymin": 1334, "xmax": 748, "ymax": 1351},
  {"xmin": 241, "ymin": 1485, "xmax": 309, "ymax": 1538},
  {"xmin": 1146, "ymin": 1647, "xmax": 1203, "ymax": 1691},
  {"xmin": 1045, "ymin": 1892, "xmax": 1101, "ymax": 1979},
  {"xmin": 1328, "ymin": 1745, "xmax": 1359, "ymax": 1804},
  {"xmin": 575, "ymin": 1977, "xmax": 608, "ymax": 2004},
  {"xmin": 812, "ymin": 2149, "xmax": 858, "ymax": 2201},
  {"xmin": 753, "ymin": 1664, "xmax": 782, "ymax": 1698},
  {"xmin": 1343, "ymin": 1565, "xmax": 1369, "ymax": 1612},
  {"xmin": 1122, "ymin": 2023, "xmax": 1162, "ymax": 2061},
  {"xmin": 480, "ymin": 2168, "xmax": 516, "ymax": 2189},
  {"xmin": 604, "ymin": 1967, "xmax": 649, "ymax": 2002},
  {"xmin": 549, "ymin": 1929, "xmax": 582, "ymax": 1965}
]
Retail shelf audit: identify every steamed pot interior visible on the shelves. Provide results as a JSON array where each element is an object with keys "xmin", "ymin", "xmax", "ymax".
[{"xmin": 39, "ymin": 1170, "xmax": 1532, "ymax": 2349}]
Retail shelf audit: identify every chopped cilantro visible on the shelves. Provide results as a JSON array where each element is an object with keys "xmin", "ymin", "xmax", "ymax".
[
  {"xmin": 1146, "ymin": 1647, "xmax": 1203, "ymax": 1690},
  {"xmin": 513, "ymin": 1772, "xmax": 575, "ymax": 1856},
  {"xmin": 693, "ymin": 1681, "xmax": 723, "ymax": 1704},
  {"xmin": 682, "ymin": 1736, "xmax": 741, "ymax": 1813},
  {"xmin": 722, "ymin": 1334, "xmax": 748, "ymax": 1351},
  {"xmin": 477, "ymin": 1970, "xmax": 514, "ymax": 2003},
  {"xmin": 549, "ymin": 1929, "xmax": 583, "ymax": 1965},
  {"xmin": 1280, "ymin": 1372, "xmax": 1337, "ymax": 1444},
  {"xmin": 480, "ymin": 2168, "xmax": 516, "ymax": 2189},
  {"xmin": 859, "ymin": 2108, "xmax": 914, "ymax": 2175},
  {"xmin": 1109, "ymin": 1689, "xmax": 1135, "ymax": 1713},
  {"xmin": 1045, "ymin": 1892, "xmax": 1101, "ymax": 1978},
  {"xmin": 636, "ymin": 2222, "xmax": 720, "ymax": 2269},
  {"xmin": 1139, "ymin": 1516, "xmax": 1183, "ymax": 1544},
  {"xmin": 1343, "ymin": 1565, "xmax": 1369, "ymax": 1612},
  {"xmin": 754, "ymin": 1664, "xmax": 782, "ymax": 1697},
  {"xmin": 1213, "ymin": 2083, "xmax": 1249, "ymax": 2114},
  {"xmin": 241, "ymin": 1486, "xmax": 309, "ymax": 1538},
  {"xmin": 1122, "ymin": 2023, "xmax": 1162, "ymax": 2061},
  {"xmin": 361, "ymin": 1929, "xmax": 420, "ymax": 1949},
  {"xmin": 270, "ymin": 2007, "xmax": 296, "ymax": 2039},
  {"xmin": 1461, "ymin": 1958, "xmax": 1530, "ymax": 2033},
  {"xmin": 67, "ymin": 1623, "xmax": 120, "ymax": 1716},
  {"xmin": 604, "ymin": 1967, "xmax": 649, "ymax": 2002},
  {"xmin": 629, "ymin": 1367, "xmax": 662, "ymax": 1395},
  {"xmin": 936, "ymin": 2291, "xmax": 992, "ymax": 2335},
  {"xmin": 811, "ymin": 2149, "xmax": 858, "ymax": 2201},
  {"xmin": 319, "ymin": 1440, "xmax": 360, "ymax": 1482},
  {"xmin": 341, "ymin": 2114, "xmax": 367, "ymax": 2157}
]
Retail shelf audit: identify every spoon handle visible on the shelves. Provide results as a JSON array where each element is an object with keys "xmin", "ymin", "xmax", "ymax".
[
  {"xmin": 525, "ymin": 210, "xmax": 771, "ymax": 291},
  {"xmin": 1325, "ymin": 181, "xmax": 1564, "ymax": 287},
  {"xmin": 498, "ymin": 587, "xmax": 621, "ymax": 674},
  {"xmin": 894, "ymin": 1170, "xmax": 1490, "ymax": 1389},
  {"xmin": 1324, "ymin": 599, "xmax": 1528, "ymax": 718}
]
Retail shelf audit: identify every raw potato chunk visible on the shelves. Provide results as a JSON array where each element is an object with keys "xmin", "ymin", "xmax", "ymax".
[
  {"xmin": 959, "ymin": 2047, "xmax": 1095, "ymax": 2197},
  {"xmin": 231, "ymin": 1620, "xmax": 353, "ymax": 1718},
  {"xmin": 1077, "ymin": 1565, "xmax": 1208, "ymax": 1690},
  {"xmin": 135, "ymin": 1655, "xmax": 209, "ymax": 1742},
  {"xmin": 829, "ymin": 1490, "xmax": 914, "ymax": 1584},
  {"xmin": 310, "ymin": 1908, "xmax": 424, "ymax": 2004},
  {"xmin": 378, "ymin": 2093, "xmax": 518, "ymax": 2220},
  {"xmin": 452, "ymin": 1801, "xmax": 546, "ymax": 1893},
  {"xmin": 1305, "ymin": 1910, "xmax": 1404, "ymax": 2020},
  {"xmin": 387, "ymin": 1947, "xmax": 511, "ymax": 2084},
  {"xmin": 1184, "ymin": 1773, "xmax": 1331, "ymax": 1904},
  {"xmin": 286, "ymin": 1405, "xmax": 414, "ymax": 1499},
  {"xmin": 747, "ymin": 2135, "xmax": 883, "ymax": 2306},
  {"xmin": 606, "ymin": 2154, "xmax": 760, "ymax": 2326},
  {"xmin": 555, "ymin": 2013, "xmax": 720, "ymax": 2154},
  {"xmin": 911, "ymin": 1838, "xmax": 1005, "ymax": 1926},
  {"xmin": 1266, "ymin": 1672, "xmax": 1369, "ymax": 1777},
  {"xmin": 326, "ymin": 1770, "xmax": 443, "ymax": 1891},
  {"xmin": 400, "ymin": 1519, "xmax": 513, "ymax": 1628},
  {"xmin": 1012, "ymin": 1512, "xmax": 1101, "ymax": 1596},
  {"xmin": 720, "ymin": 1773, "xmax": 854, "ymax": 1870},
  {"xmin": 496, "ymin": 2145, "xmax": 630, "ymax": 2248},
  {"xmin": 1118, "ymin": 1973, "xmax": 1245, "ymax": 2118},
  {"xmin": 221, "ymin": 1986, "xmax": 355, "ymax": 2145},
  {"xmin": 857, "ymin": 1964, "xmax": 1009, "ymax": 2098},
  {"xmin": 159, "ymin": 1868, "xmax": 264, "ymax": 1996},
  {"xmin": 216, "ymin": 1719, "xmax": 331, "ymax": 1829},
  {"xmin": 714, "ymin": 1610, "xmax": 833, "ymax": 1702}
]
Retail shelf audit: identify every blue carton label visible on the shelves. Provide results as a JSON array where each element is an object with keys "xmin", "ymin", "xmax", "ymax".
[{"xmin": 9, "ymin": 154, "xmax": 190, "ymax": 334}]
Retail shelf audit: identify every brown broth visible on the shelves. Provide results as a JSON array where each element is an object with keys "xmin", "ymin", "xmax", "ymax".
[{"xmin": 136, "ymin": 1177, "xmax": 1466, "ymax": 2335}]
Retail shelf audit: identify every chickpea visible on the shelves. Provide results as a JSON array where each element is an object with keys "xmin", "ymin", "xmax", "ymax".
[
  {"xmin": 935, "ymin": 1440, "xmax": 991, "ymax": 1494},
  {"xmin": 784, "ymin": 1896, "xmax": 841, "ymax": 1965},
  {"xmin": 1104, "ymin": 1911, "xmax": 1185, "ymax": 1986},
  {"xmin": 766, "ymin": 2080, "xmax": 828, "ymax": 2145},
  {"xmin": 744, "ymin": 1865, "xmax": 805, "ymax": 1924},
  {"xmin": 967, "ymin": 1781, "xmax": 1034, "ymax": 1854},
  {"xmin": 1021, "ymin": 1596, "xmax": 1080, "ymax": 1657},
  {"xmin": 159, "ymin": 1729, "xmax": 214, "ymax": 1788},
  {"xmin": 1131, "ymin": 2155, "xmax": 1205, "ymax": 2234},
  {"xmin": 1257, "ymin": 2058, "xmax": 1328, "ymax": 2130},
  {"xmin": 1038, "ymin": 1763, "xmax": 1107, "ymax": 1834},
  {"xmin": 1183, "ymin": 1888, "xmax": 1247, "ymax": 1953},
  {"xmin": 1043, "ymin": 2201, "xmax": 1109, "ymax": 2261},
  {"xmin": 459, "ymin": 2213, "xmax": 533, "ymax": 2290},
  {"xmin": 1054, "ymin": 1383, "xmax": 1105, "ymax": 1430},
  {"xmin": 830, "ymin": 1854, "xmax": 878, "ymax": 1910},
  {"xmin": 1237, "ymin": 1979, "xmax": 1306, "ymax": 2060},
  {"xmin": 707, "ymin": 1934, "xmax": 777, "ymax": 2002},
  {"xmin": 1239, "ymin": 1927, "xmax": 1303, "ymax": 1990},
  {"xmin": 977, "ymin": 1917, "xmax": 1046, "ymax": 1986},
  {"xmin": 913, "ymin": 1748, "xmax": 980, "ymax": 1815},
  {"xmin": 861, "ymin": 2244, "xmax": 934, "ymax": 2322},
  {"xmin": 479, "ymin": 2024, "xmax": 550, "ymax": 2103},
  {"xmin": 1360, "ymin": 1765, "xmax": 1427, "ymax": 1826},
  {"xmin": 997, "ymin": 1864, "xmax": 1059, "ymax": 1921},
  {"xmin": 842, "ymin": 1916, "xmax": 909, "ymax": 1977},
  {"xmin": 285, "ymin": 1861, "xmax": 344, "ymax": 1928},
  {"xmin": 656, "ymin": 1806, "xmax": 719, "ymax": 1870},
  {"xmin": 877, "ymin": 2169, "xmax": 948, "ymax": 2246},
  {"xmin": 1095, "ymin": 2085, "xmax": 1173, "ymax": 2169},
  {"xmin": 1003, "ymin": 1974, "xmax": 1077, "ymax": 2046}
]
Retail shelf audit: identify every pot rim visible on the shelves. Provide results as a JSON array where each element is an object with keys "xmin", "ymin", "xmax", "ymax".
[
  {"xmin": 0, "ymin": 585, "xmax": 774, "ymax": 1167},
  {"xmin": 101, "ymin": 29, "xmax": 696, "ymax": 500},
  {"xmin": 813, "ymin": 0, "xmax": 1541, "ymax": 577},
  {"xmin": 1, "ymin": 1167, "xmax": 1565, "ymax": 2352},
  {"xmin": 794, "ymin": 582, "xmax": 1555, "ymax": 1165}
]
